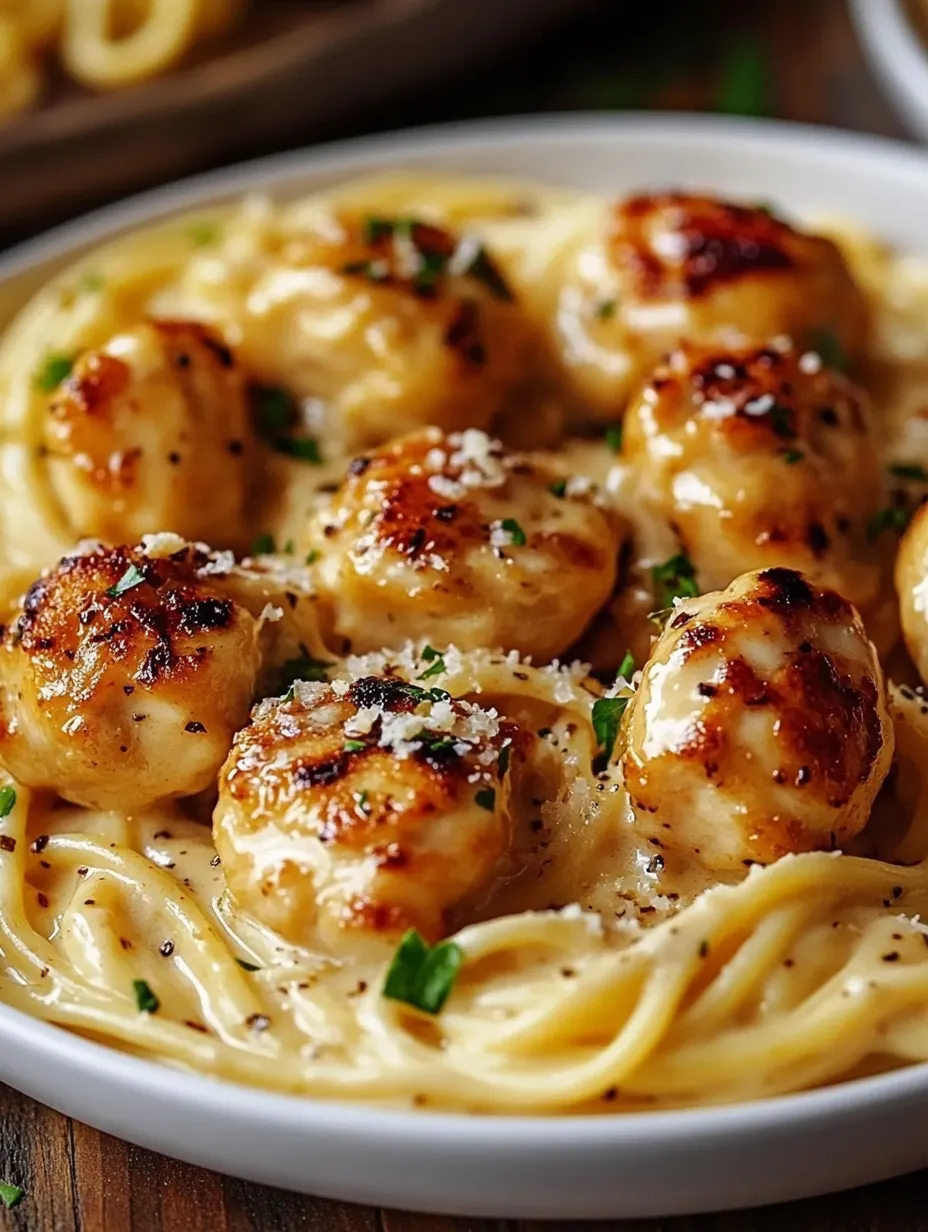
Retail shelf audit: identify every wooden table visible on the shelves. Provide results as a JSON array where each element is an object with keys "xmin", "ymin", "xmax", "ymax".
[{"xmin": 0, "ymin": 0, "xmax": 923, "ymax": 1227}]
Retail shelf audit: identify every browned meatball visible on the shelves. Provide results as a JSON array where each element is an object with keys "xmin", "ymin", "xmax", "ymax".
[
  {"xmin": 214, "ymin": 674, "xmax": 525, "ymax": 955},
  {"xmin": 621, "ymin": 568, "xmax": 893, "ymax": 870},
  {"xmin": 44, "ymin": 319, "xmax": 255, "ymax": 547}
]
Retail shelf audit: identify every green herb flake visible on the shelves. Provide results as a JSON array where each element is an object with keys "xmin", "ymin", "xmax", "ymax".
[
  {"xmin": 592, "ymin": 696, "xmax": 628, "ymax": 768},
  {"xmin": 305, "ymin": 549, "xmax": 321, "ymax": 565},
  {"xmin": 107, "ymin": 563, "xmax": 146, "ymax": 599},
  {"xmin": 0, "ymin": 1183, "xmax": 23, "ymax": 1210},
  {"xmin": 810, "ymin": 326, "xmax": 847, "ymax": 373},
  {"xmin": 355, "ymin": 790, "xmax": 370, "ymax": 813},
  {"xmin": 79, "ymin": 272, "xmax": 104, "ymax": 294},
  {"xmin": 618, "ymin": 651, "xmax": 635, "ymax": 680},
  {"xmin": 382, "ymin": 929, "xmax": 463, "ymax": 1015},
  {"xmin": 501, "ymin": 517, "xmax": 527, "ymax": 547},
  {"xmin": 652, "ymin": 553, "xmax": 699, "ymax": 609},
  {"xmin": 188, "ymin": 220, "xmax": 220, "ymax": 248},
  {"xmin": 250, "ymin": 533, "xmax": 275, "ymax": 556},
  {"xmin": 0, "ymin": 786, "xmax": 16, "ymax": 819},
  {"xmin": 418, "ymin": 646, "xmax": 446, "ymax": 680},
  {"xmin": 782, "ymin": 448, "xmax": 804, "ymax": 465},
  {"xmin": 133, "ymin": 979, "xmax": 160, "ymax": 1014},
  {"xmin": 283, "ymin": 539, "xmax": 295, "ymax": 554},
  {"xmin": 475, "ymin": 787, "xmax": 496, "ymax": 811},
  {"xmin": 456, "ymin": 239, "xmax": 513, "ymax": 302},
  {"xmin": 362, "ymin": 215, "xmax": 395, "ymax": 245},
  {"xmin": 604, "ymin": 423, "xmax": 623, "ymax": 454},
  {"xmin": 594, "ymin": 298, "xmax": 617, "ymax": 321},
  {"xmin": 890, "ymin": 463, "xmax": 928, "ymax": 482},
  {"xmin": 344, "ymin": 740, "xmax": 367, "ymax": 753},
  {"xmin": 34, "ymin": 353, "xmax": 74, "ymax": 392},
  {"xmin": 278, "ymin": 650, "xmax": 333, "ymax": 691},
  {"xmin": 273, "ymin": 436, "xmax": 323, "ymax": 464},
  {"xmin": 236, "ymin": 958, "xmax": 261, "ymax": 972},
  {"xmin": 867, "ymin": 506, "xmax": 911, "ymax": 540},
  {"xmin": 549, "ymin": 478, "xmax": 568, "ymax": 498},
  {"xmin": 253, "ymin": 385, "xmax": 295, "ymax": 437}
]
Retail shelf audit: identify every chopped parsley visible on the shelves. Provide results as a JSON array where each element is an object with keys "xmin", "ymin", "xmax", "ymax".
[
  {"xmin": 652, "ymin": 553, "xmax": 699, "ymax": 609},
  {"xmin": 188, "ymin": 220, "xmax": 220, "ymax": 248},
  {"xmin": 475, "ymin": 787, "xmax": 496, "ymax": 811},
  {"xmin": 0, "ymin": 786, "xmax": 16, "ymax": 819},
  {"xmin": 278, "ymin": 650, "xmax": 332, "ymax": 692},
  {"xmin": 253, "ymin": 385, "xmax": 295, "ymax": 436},
  {"xmin": 362, "ymin": 215, "xmax": 396, "ymax": 244},
  {"xmin": 305, "ymin": 549, "xmax": 321, "ymax": 565},
  {"xmin": 867, "ymin": 506, "xmax": 911, "ymax": 540},
  {"xmin": 594, "ymin": 298, "xmax": 617, "ymax": 321},
  {"xmin": 618, "ymin": 650, "xmax": 635, "ymax": 680},
  {"xmin": 283, "ymin": 539, "xmax": 295, "ymax": 554},
  {"xmin": 604, "ymin": 423, "xmax": 623, "ymax": 454},
  {"xmin": 501, "ymin": 517, "xmax": 526, "ymax": 547},
  {"xmin": 34, "ymin": 353, "xmax": 74, "ymax": 392},
  {"xmin": 395, "ymin": 682, "xmax": 452, "ymax": 705},
  {"xmin": 252, "ymin": 384, "xmax": 322, "ymax": 463},
  {"xmin": 782, "ymin": 448, "xmax": 804, "ymax": 465},
  {"xmin": 550, "ymin": 478, "xmax": 568, "ymax": 498},
  {"xmin": 592, "ymin": 697, "xmax": 628, "ymax": 769},
  {"xmin": 250, "ymin": 533, "xmax": 275, "ymax": 556},
  {"xmin": 382, "ymin": 929, "xmax": 463, "ymax": 1015},
  {"xmin": 418, "ymin": 646, "xmax": 446, "ymax": 680},
  {"xmin": 455, "ymin": 239, "xmax": 513, "ymax": 302},
  {"xmin": 273, "ymin": 436, "xmax": 323, "ymax": 464},
  {"xmin": 133, "ymin": 979, "xmax": 159, "ymax": 1013},
  {"xmin": 810, "ymin": 326, "xmax": 847, "ymax": 373},
  {"xmin": 890, "ymin": 462, "xmax": 928, "ymax": 482},
  {"xmin": 0, "ymin": 1183, "xmax": 23, "ymax": 1210},
  {"xmin": 344, "ymin": 740, "xmax": 366, "ymax": 753},
  {"xmin": 236, "ymin": 958, "xmax": 261, "ymax": 972},
  {"xmin": 354, "ymin": 790, "xmax": 370, "ymax": 813},
  {"xmin": 107, "ymin": 563, "xmax": 146, "ymax": 599},
  {"xmin": 79, "ymin": 272, "xmax": 104, "ymax": 293}
]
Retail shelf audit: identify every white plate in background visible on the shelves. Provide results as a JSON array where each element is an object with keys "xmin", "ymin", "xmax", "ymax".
[{"xmin": 2, "ymin": 115, "xmax": 928, "ymax": 1218}]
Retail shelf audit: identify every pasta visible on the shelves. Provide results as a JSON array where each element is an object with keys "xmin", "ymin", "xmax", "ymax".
[
  {"xmin": 0, "ymin": 0, "xmax": 246, "ymax": 120},
  {"xmin": 1, "ymin": 172, "xmax": 928, "ymax": 1116}
]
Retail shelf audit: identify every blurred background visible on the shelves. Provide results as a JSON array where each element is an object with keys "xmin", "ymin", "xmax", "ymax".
[{"xmin": 0, "ymin": 0, "xmax": 918, "ymax": 248}]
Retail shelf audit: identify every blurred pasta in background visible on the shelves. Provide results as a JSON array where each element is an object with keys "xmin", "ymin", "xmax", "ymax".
[{"xmin": 0, "ymin": 0, "xmax": 248, "ymax": 119}]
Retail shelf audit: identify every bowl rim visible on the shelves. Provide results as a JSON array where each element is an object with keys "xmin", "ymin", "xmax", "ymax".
[
  {"xmin": 3, "ymin": 110, "xmax": 928, "ymax": 1145},
  {"xmin": 849, "ymin": 0, "xmax": 928, "ymax": 136}
]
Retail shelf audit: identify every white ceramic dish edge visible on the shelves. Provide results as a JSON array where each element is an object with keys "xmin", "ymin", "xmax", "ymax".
[
  {"xmin": 850, "ymin": 0, "xmax": 928, "ymax": 140},
  {"xmin": 2, "ymin": 114, "xmax": 928, "ymax": 1218}
]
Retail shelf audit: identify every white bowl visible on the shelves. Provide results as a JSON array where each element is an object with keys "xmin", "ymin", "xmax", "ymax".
[
  {"xmin": 850, "ymin": 0, "xmax": 928, "ymax": 140},
  {"xmin": 5, "ymin": 114, "xmax": 928, "ymax": 1220}
]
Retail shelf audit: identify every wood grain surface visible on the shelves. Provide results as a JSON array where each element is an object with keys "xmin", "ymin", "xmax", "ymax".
[{"xmin": 0, "ymin": 0, "xmax": 922, "ymax": 1228}]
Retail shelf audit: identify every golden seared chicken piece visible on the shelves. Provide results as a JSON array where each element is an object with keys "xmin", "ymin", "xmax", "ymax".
[
  {"xmin": 547, "ymin": 192, "xmax": 867, "ymax": 418},
  {"xmin": 310, "ymin": 428, "xmax": 622, "ymax": 661},
  {"xmin": 623, "ymin": 340, "xmax": 885, "ymax": 614},
  {"xmin": 895, "ymin": 505, "xmax": 928, "ymax": 686},
  {"xmin": 0, "ymin": 543, "xmax": 262, "ymax": 812},
  {"xmin": 218, "ymin": 213, "xmax": 531, "ymax": 450},
  {"xmin": 214, "ymin": 673, "xmax": 523, "ymax": 955},
  {"xmin": 622, "ymin": 568, "xmax": 892, "ymax": 870},
  {"xmin": 43, "ymin": 320, "xmax": 255, "ymax": 547}
]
